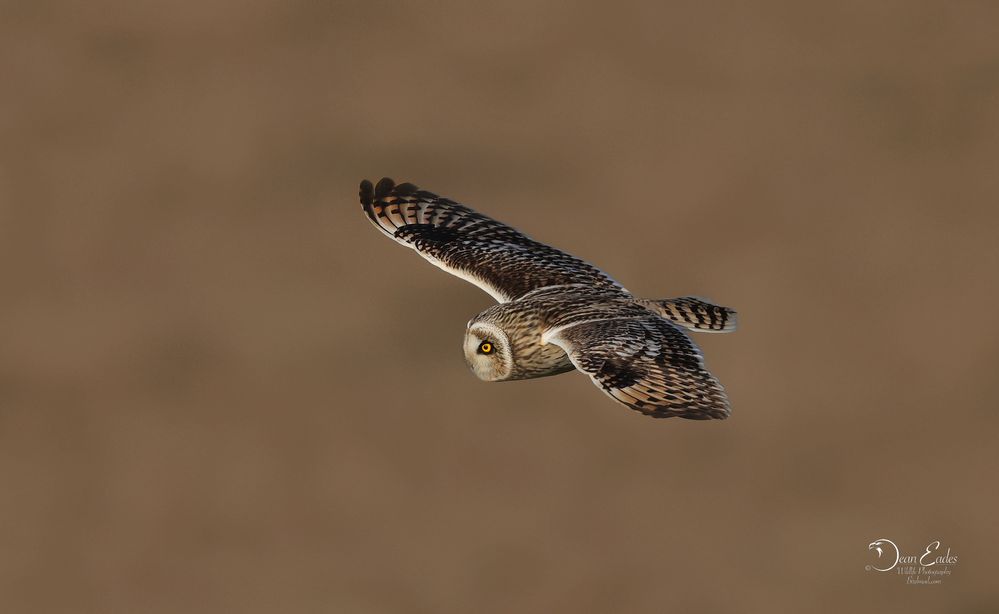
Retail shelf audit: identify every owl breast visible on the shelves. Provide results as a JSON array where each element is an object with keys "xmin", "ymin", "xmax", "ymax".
[{"xmin": 508, "ymin": 340, "xmax": 575, "ymax": 381}]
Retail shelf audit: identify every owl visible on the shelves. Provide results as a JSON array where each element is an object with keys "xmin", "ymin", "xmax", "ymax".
[{"xmin": 359, "ymin": 178, "xmax": 737, "ymax": 419}]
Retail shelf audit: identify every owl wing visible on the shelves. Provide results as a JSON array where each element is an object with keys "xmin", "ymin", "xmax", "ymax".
[
  {"xmin": 360, "ymin": 178, "xmax": 627, "ymax": 303},
  {"xmin": 543, "ymin": 315, "xmax": 731, "ymax": 419}
]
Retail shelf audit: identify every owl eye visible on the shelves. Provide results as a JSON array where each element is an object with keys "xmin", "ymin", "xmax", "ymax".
[{"xmin": 478, "ymin": 341, "xmax": 494, "ymax": 354}]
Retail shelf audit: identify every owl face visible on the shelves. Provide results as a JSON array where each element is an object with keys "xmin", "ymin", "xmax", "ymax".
[{"xmin": 463, "ymin": 321, "xmax": 513, "ymax": 381}]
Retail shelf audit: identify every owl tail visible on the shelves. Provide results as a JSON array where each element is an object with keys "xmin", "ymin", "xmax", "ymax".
[{"xmin": 637, "ymin": 297, "xmax": 737, "ymax": 333}]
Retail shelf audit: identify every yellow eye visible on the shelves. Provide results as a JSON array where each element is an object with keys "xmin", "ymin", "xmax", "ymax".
[{"xmin": 478, "ymin": 341, "xmax": 493, "ymax": 354}]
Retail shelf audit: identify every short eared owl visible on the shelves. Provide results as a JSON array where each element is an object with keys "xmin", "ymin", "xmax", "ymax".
[{"xmin": 360, "ymin": 178, "xmax": 737, "ymax": 419}]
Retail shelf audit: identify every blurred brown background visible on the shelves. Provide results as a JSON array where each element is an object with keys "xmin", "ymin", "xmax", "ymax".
[{"xmin": 2, "ymin": 1, "xmax": 998, "ymax": 612}]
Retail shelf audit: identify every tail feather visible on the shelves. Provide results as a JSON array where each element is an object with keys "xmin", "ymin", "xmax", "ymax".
[{"xmin": 638, "ymin": 297, "xmax": 737, "ymax": 333}]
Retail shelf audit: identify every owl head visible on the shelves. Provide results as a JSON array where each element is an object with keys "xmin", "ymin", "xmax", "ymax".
[{"xmin": 463, "ymin": 320, "xmax": 514, "ymax": 381}]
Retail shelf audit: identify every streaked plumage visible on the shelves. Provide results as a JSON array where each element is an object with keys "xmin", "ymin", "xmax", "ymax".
[{"xmin": 359, "ymin": 177, "xmax": 737, "ymax": 420}]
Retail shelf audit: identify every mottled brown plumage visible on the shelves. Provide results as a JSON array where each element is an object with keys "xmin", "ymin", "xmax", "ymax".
[{"xmin": 359, "ymin": 178, "xmax": 737, "ymax": 420}]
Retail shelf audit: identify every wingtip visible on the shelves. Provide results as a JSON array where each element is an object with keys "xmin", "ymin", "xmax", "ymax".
[
  {"xmin": 360, "ymin": 177, "xmax": 423, "ymax": 207},
  {"xmin": 374, "ymin": 177, "xmax": 395, "ymax": 199},
  {"xmin": 359, "ymin": 179, "xmax": 374, "ymax": 206},
  {"xmin": 394, "ymin": 181, "xmax": 419, "ymax": 196}
]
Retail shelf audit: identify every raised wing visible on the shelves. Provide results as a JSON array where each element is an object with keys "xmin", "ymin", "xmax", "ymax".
[
  {"xmin": 543, "ymin": 315, "xmax": 731, "ymax": 419},
  {"xmin": 359, "ymin": 178, "xmax": 627, "ymax": 303}
]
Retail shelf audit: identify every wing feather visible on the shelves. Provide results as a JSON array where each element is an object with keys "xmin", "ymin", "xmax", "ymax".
[
  {"xmin": 545, "ymin": 315, "xmax": 731, "ymax": 420},
  {"xmin": 360, "ymin": 178, "xmax": 627, "ymax": 303}
]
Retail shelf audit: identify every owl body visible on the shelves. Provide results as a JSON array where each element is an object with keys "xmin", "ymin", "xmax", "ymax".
[
  {"xmin": 464, "ymin": 289, "xmax": 636, "ymax": 381},
  {"xmin": 464, "ymin": 291, "xmax": 598, "ymax": 382},
  {"xmin": 464, "ymin": 298, "xmax": 574, "ymax": 382},
  {"xmin": 359, "ymin": 177, "xmax": 738, "ymax": 420}
]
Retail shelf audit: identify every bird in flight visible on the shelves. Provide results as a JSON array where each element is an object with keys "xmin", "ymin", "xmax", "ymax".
[{"xmin": 359, "ymin": 178, "xmax": 737, "ymax": 419}]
